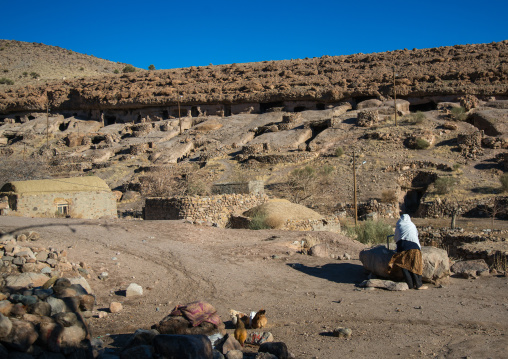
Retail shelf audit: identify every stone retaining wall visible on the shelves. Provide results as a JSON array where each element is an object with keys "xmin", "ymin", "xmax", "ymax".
[
  {"xmin": 416, "ymin": 196, "xmax": 508, "ymax": 219},
  {"xmin": 335, "ymin": 200, "xmax": 399, "ymax": 219},
  {"xmin": 144, "ymin": 194, "xmax": 269, "ymax": 227}
]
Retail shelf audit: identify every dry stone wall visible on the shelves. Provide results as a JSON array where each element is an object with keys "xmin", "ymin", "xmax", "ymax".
[{"xmin": 144, "ymin": 194, "xmax": 269, "ymax": 227}]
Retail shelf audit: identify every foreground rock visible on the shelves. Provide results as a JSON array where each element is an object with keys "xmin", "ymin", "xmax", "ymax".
[{"xmin": 359, "ymin": 245, "xmax": 450, "ymax": 282}]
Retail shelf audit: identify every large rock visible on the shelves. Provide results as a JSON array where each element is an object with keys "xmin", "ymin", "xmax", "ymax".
[
  {"xmin": 259, "ymin": 342, "xmax": 289, "ymax": 359},
  {"xmin": 359, "ymin": 246, "xmax": 395, "ymax": 279},
  {"xmin": 0, "ymin": 313, "xmax": 12, "ymax": 338},
  {"xmin": 451, "ymin": 259, "xmax": 489, "ymax": 276},
  {"xmin": 120, "ymin": 345, "xmax": 153, "ymax": 359},
  {"xmin": 468, "ymin": 109, "xmax": 508, "ymax": 136},
  {"xmin": 356, "ymin": 99, "xmax": 383, "ymax": 110},
  {"xmin": 308, "ymin": 244, "xmax": 329, "ymax": 258},
  {"xmin": 215, "ymin": 333, "xmax": 242, "ymax": 354},
  {"xmin": 359, "ymin": 245, "xmax": 449, "ymax": 282},
  {"xmin": 126, "ymin": 283, "xmax": 143, "ymax": 297},
  {"xmin": 153, "ymin": 334, "xmax": 213, "ymax": 359},
  {"xmin": 3, "ymin": 319, "xmax": 38, "ymax": 352},
  {"xmin": 359, "ymin": 279, "xmax": 408, "ymax": 291},
  {"xmin": 421, "ymin": 246, "xmax": 450, "ymax": 281},
  {"xmin": 155, "ymin": 315, "xmax": 223, "ymax": 336},
  {"xmin": 5, "ymin": 273, "xmax": 49, "ymax": 288}
]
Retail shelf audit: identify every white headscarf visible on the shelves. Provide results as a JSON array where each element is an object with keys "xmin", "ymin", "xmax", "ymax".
[{"xmin": 394, "ymin": 214, "xmax": 420, "ymax": 249}]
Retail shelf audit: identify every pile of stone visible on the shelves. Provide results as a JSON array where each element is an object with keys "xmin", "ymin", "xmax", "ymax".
[
  {"xmin": 115, "ymin": 329, "xmax": 290, "ymax": 359},
  {"xmin": 0, "ymin": 276, "xmax": 95, "ymax": 357},
  {"xmin": 0, "ymin": 232, "xmax": 96, "ymax": 357},
  {"xmin": 0, "ymin": 231, "xmax": 84, "ymax": 276},
  {"xmin": 356, "ymin": 110, "xmax": 380, "ymax": 127}
]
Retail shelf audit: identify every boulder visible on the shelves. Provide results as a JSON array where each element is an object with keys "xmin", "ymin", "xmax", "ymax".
[
  {"xmin": 359, "ymin": 246, "xmax": 449, "ymax": 282},
  {"xmin": 154, "ymin": 315, "xmax": 223, "ymax": 336},
  {"xmin": 215, "ymin": 333, "xmax": 242, "ymax": 354},
  {"xmin": 109, "ymin": 302, "xmax": 123, "ymax": 313},
  {"xmin": 120, "ymin": 345, "xmax": 154, "ymax": 359},
  {"xmin": 332, "ymin": 327, "xmax": 352, "ymax": 338},
  {"xmin": 3, "ymin": 319, "xmax": 38, "ymax": 352},
  {"xmin": 468, "ymin": 109, "xmax": 508, "ymax": 136},
  {"xmin": 259, "ymin": 342, "xmax": 289, "ymax": 359},
  {"xmin": 357, "ymin": 110, "xmax": 380, "ymax": 127},
  {"xmin": 5, "ymin": 272, "xmax": 49, "ymax": 288},
  {"xmin": 356, "ymin": 99, "xmax": 382, "ymax": 110},
  {"xmin": 68, "ymin": 276, "xmax": 92, "ymax": 294},
  {"xmin": 421, "ymin": 246, "xmax": 450, "ymax": 281},
  {"xmin": 121, "ymin": 329, "xmax": 159, "ymax": 352},
  {"xmin": 451, "ymin": 259, "xmax": 489, "ymax": 276},
  {"xmin": 0, "ymin": 313, "xmax": 12, "ymax": 339},
  {"xmin": 308, "ymin": 243, "xmax": 329, "ymax": 258},
  {"xmin": 126, "ymin": 283, "xmax": 143, "ymax": 297},
  {"xmin": 153, "ymin": 334, "xmax": 213, "ymax": 359},
  {"xmin": 359, "ymin": 246, "xmax": 395, "ymax": 279},
  {"xmin": 358, "ymin": 279, "xmax": 408, "ymax": 291},
  {"xmin": 226, "ymin": 350, "xmax": 243, "ymax": 359}
]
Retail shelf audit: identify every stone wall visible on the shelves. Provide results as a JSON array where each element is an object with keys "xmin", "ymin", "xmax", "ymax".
[
  {"xmin": 336, "ymin": 200, "xmax": 399, "ymax": 219},
  {"xmin": 3, "ymin": 191, "xmax": 117, "ymax": 219},
  {"xmin": 144, "ymin": 194, "xmax": 269, "ymax": 226},
  {"xmin": 211, "ymin": 181, "xmax": 265, "ymax": 195},
  {"xmin": 416, "ymin": 196, "xmax": 508, "ymax": 219}
]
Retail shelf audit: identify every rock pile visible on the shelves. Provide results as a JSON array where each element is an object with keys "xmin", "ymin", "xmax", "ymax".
[{"xmin": 0, "ymin": 231, "xmax": 97, "ymax": 357}]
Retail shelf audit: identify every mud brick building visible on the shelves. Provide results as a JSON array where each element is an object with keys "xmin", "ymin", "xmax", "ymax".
[{"xmin": 0, "ymin": 176, "xmax": 117, "ymax": 219}]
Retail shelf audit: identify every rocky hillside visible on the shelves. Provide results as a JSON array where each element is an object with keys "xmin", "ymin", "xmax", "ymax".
[
  {"xmin": 0, "ymin": 40, "xmax": 507, "ymax": 226},
  {"xmin": 0, "ymin": 40, "xmax": 134, "ymax": 88},
  {"xmin": 0, "ymin": 41, "xmax": 507, "ymax": 113}
]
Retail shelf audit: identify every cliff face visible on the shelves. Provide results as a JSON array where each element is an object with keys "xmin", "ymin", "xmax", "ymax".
[{"xmin": 1, "ymin": 41, "xmax": 507, "ymax": 115}]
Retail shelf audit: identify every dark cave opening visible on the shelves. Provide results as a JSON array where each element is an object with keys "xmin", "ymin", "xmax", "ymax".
[{"xmin": 409, "ymin": 102, "xmax": 437, "ymax": 112}]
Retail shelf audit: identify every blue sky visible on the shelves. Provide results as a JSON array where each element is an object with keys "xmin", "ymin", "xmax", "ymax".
[{"xmin": 2, "ymin": 0, "xmax": 507, "ymax": 70}]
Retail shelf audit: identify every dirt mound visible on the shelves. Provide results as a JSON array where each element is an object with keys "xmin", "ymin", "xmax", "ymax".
[{"xmin": 244, "ymin": 199, "xmax": 324, "ymax": 221}]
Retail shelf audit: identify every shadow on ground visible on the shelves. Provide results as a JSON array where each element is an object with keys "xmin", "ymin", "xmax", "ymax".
[{"xmin": 287, "ymin": 262, "xmax": 366, "ymax": 284}]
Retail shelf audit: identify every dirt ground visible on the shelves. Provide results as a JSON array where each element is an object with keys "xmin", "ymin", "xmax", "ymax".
[{"xmin": 1, "ymin": 216, "xmax": 507, "ymax": 359}]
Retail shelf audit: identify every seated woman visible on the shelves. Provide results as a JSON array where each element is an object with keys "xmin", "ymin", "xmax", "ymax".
[{"xmin": 388, "ymin": 214, "xmax": 428, "ymax": 290}]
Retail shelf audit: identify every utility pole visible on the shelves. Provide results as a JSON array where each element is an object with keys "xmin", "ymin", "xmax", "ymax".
[
  {"xmin": 393, "ymin": 67, "xmax": 398, "ymax": 126},
  {"xmin": 178, "ymin": 94, "xmax": 183, "ymax": 135},
  {"xmin": 353, "ymin": 151, "xmax": 358, "ymax": 226},
  {"xmin": 46, "ymin": 100, "xmax": 49, "ymax": 148}
]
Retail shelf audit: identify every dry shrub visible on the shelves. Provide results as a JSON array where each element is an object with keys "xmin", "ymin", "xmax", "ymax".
[
  {"xmin": 140, "ymin": 164, "xmax": 210, "ymax": 197},
  {"xmin": 0, "ymin": 156, "xmax": 51, "ymax": 186},
  {"xmin": 492, "ymin": 251, "xmax": 507, "ymax": 272},
  {"xmin": 381, "ymin": 190, "xmax": 397, "ymax": 204},
  {"xmin": 264, "ymin": 214, "xmax": 286, "ymax": 229},
  {"xmin": 302, "ymin": 234, "xmax": 321, "ymax": 249}
]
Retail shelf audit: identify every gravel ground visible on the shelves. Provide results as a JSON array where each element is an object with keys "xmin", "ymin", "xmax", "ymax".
[{"xmin": 1, "ymin": 216, "xmax": 507, "ymax": 358}]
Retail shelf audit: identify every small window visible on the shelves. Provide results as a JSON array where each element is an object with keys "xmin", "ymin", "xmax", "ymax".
[{"xmin": 57, "ymin": 204, "xmax": 69, "ymax": 216}]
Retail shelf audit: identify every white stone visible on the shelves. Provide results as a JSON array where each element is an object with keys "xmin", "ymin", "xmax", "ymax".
[{"xmin": 126, "ymin": 283, "xmax": 143, "ymax": 297}]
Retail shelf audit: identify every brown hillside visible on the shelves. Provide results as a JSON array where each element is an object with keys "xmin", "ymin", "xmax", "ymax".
[
  {"xmin": 0, "ymin": 41, "xmax": 507, "ymax": 113},
  {"xmin": 0, "ymin": 40, "xmax": 135, "ymax": 87}
]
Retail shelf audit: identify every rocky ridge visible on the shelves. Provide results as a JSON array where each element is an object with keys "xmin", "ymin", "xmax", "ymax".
[{"xmin": 0, "ymin": 41, "xmax": 507, "ymax": 114}]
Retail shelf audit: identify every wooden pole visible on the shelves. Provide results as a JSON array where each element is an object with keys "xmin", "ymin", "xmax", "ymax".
[
  {"xmin": 46, "ymin": 101, "xmax": 49, "ymax": 147},
  {"xmin": 393, "ymin": 67, "xmax": 397, "ymax": 126},
  {"xmin": 178, "ymin": 95, "xmax": 182, "ymax": 135},
  {"xmin": 353, "ymin": 151, "xmax": 358, "ymax": 226}
]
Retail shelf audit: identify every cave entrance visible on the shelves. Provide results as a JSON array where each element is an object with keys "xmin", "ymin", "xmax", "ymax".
[
  {"xmin": 399, "ymin": 171, "xmax": 438, "ymax": 215},
  {"xmin": 260, "ymin": 101, "xmax": 284, "ymax": 113},
  {"xmin": 104, "ymin": 115, "xmax": 117, "ymax": 126},
  {"xmin": 191, "ymin": 106, "xmax": 199, "ymax": 117},
  {"xmin": 409, "ymin": 102, "xmax": 437, "ymax": 112},
  {"xmin": 402, "ymin": 187, "xmax": 426, "ymax": 215}
]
